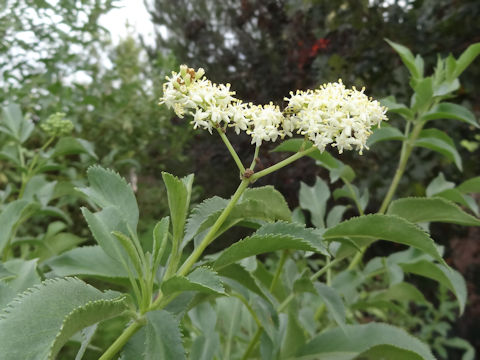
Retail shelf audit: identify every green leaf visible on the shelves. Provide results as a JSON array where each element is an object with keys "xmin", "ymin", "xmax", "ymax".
[
  {"xmin": 314, "ymin": 283, "xmax": 345, "ymax": 329},
  {"xmin": 81, "ymin": 207, "xmax": 130, "ymax": 264},
  {"xmin": 453, "ymin": 42, "xmax": 480, "ymax": 78},
  {"xmin": 415, "ymin": 128, "xmax": 462, "ymax": 170},
  {"xmin": 1, "ymin": 259, "xmax": 41, "ymax": 307},
  {"xmin": 145, "ymin": 310, "xmax": 186, "ymax": 360},
  {"xmin": 380, "ymin": 96, "xmax": 414, "ymax": 119},
  {"xmin": 190, "ymin": 335, "xmax": 220, "ymax": 360},
  {"xmin": 152, "ymin": 217, "xmax": 169, "ymax": 272},
  {"xmin": 386, "ymin": 39, "xmax": 422, "ymax": 80},
  {"xmin": 47, "ymin": 246, "xmax": 129, "ymax": 280},
  {"xmin": 217, "ymin": 264, "xmax": 269, "ymax": 301},
  {"xmin": 162, "ymin": 172, "xmax": 194, "ymax": 244},
  {"xmin": 272, "ymin": 139, "xmax": 355, "ymax": 182},
  {"xmin": 296, "ymin": 322, "xmax": 435, "ymax": 360},
  {"xmin": 53, "ymin": 137, "xmax": 98, "ymax": 159},
  {"xmin": 189, "ymin": 187, "xmax": 291, "ymax": 246},
  {"xmin": 214, "ymin": 234, "xmax": 317, "ymax": 270},
  {"xmin": 184, "ymin": 196, "xmax": 229, "ymax": 246},
  {"xmin": 366, "ymin": 126, "xmax": 406, "ymax": 147},
  {"xmin": 299, "ymin": 177, "xmax": 330, "ymax": 228},
  {"xmin": 75, "ymin": 324, "xmax": 97, "ymax": 360},
  {"xmin": 162, "ymin": 267, "xmax": 225, "ymax": 295},
  {"xmin": 0, "ymin": 200, "xmax": 39, "ymax": 254},
  {"xmin": 326, "ymin": 205, "xmax": 349, "ymax": 227},
  {"xmin": 371, "ymin": 282, "xmax": 427, "ymax": 304},
  {"xmin": 324, "ymin": 214, "xmax": 444, "ymax": 264},
  {"xmin": 421, "ymin": 102, "xmax": 479, "ymax": 128},
  {"xmin": 426, "ymin": 172, "xmax": 455, "ymax": 196},
  {"xmin": 399, "ymin": 260, "xmax": 467, "ymax": 314},
  {"xmin": 78, "ymin": 166, "xmax": 139, "ymax": 231},
  {"xmin": 387, "ymin": 197, "xmax": 480, "ymax": 226},
  {"xmin": 457, "ymin": 176, "xmax": 480, "ymax": 193},
  {"xmin": 434, "ymin": 189, "xmax": 479, "ymax": 216},
  {"xmin": 411, "ymin": 77, "xmax": 433, "ymax": 112},
  {"xmin": 1, "ymin": 104, "xmax": 34, "ymax": 143},
  {"xmin": 254, "ymin": 221, "xmax": 329, "ymax": 256},
  {"xmin": 0, "ymin": 277, "xmax": 128, "ymax": 360},
  {"xmin": 442, "ymin": 338, "xmax": 475, "ymax": 360},
  {"xmin": 0, "ymin": 263, "xmax": 14, "ymax": 281}
]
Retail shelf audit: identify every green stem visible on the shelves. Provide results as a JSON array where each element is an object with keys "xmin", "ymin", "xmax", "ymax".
[
  {"xmin": 269, "ymin": 250, "xmax": 288, "ymax": 292},
  {"xmin": 250, "ymin": 145, "xmax": 317, "ymax": 181},
  {"xmin": 177, "ymin": 179, "xmax": 250, "ymax": 277},
  {"xmin": 378, "ymin": 121, "xmax": 423, "ymax": 214},
  {"xmin": 18, "ymin": 136, "xmax": 55, "ymax": 199},
  {"xmin": 241, "ymin": 327, "xmax": 263, "ymax": 360},
  {"xmin": 348, "ymin": 121, "xmax": 424, "ymax": 270},
  {"xmin": 99, "ymin": 318, "xmax": 146, "ymax": 360},
  {"xmin": 249, "ymin": 145, "xmax": 260, "ymax": 170},
  {"xmin": 217, "ymin": 128, "xmax": 246, "ymax": 174}
]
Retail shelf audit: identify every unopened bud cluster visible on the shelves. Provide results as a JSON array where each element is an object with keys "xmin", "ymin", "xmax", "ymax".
[
  {"xmin": 41, "ymin": 113, "xmax": 74, "ymax": 137},
  {"xmin": 160, "ymin": 65, "xmax": 387, "ymax": 153}
]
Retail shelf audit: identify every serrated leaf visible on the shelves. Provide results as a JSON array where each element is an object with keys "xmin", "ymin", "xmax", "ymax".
[
  {"xmin": 81, "ymin": 207, "xmax": 131, "ymax": 265},
  {"xmin": 190, "ymin": 187, "xmax": 291, "ymax": 246},
  {"xmin": 314, "ymin": 283, "xmax": 345, "ymax": 329},
  {"xmin": 367, "ymin": 126, "xmax": 406, "ymax": 147},
  {"xmin": 145, "ymin": 310, "xmax": 186, "ymax": 360},
  {"xmin": 214, "ymin": 233, "xmax": 316, "ymax": 269},
  {"xmin": 78, "ymin": 166, "xmax": 139, "ymax": 231},
  {"xmin": 434, "ymin": 189, "xmax": 479, "ymax": 216},
  {"xmin": 53, "ymin": 137, "xmax": 98, "ymax": 159},
  {"xmin": 242, "ymin": 186, "xmax": 291, "ymax": 221},
  {"xmin": 183, "ymin": 196, "xmax": 229, "ymax": 246},
  {"xmin": 421, "ymin": 102, "xmax": 479, "ymax": 128},
  {"xmin": 254, "ymin": 221, "xmax": 329, "ymax": 256},
  {"xmin": 399, "ymin": 260, "xmax": 467, "ymax": 314},
  {"xmin": 387, "ymin": 197, "xmax": 480, "ymax": 226},
  {"xmin": 0, "ymin": 277, "xmax": 128, "ymax": 360},
  {"xmin": 217, "ymin": 264, "xmax": 270, "ymax": 301},
  {"xmin": 162, "ymin": 172, "xmax": 194, "ymax": 244},
  {"xmin": 296, "ymin": 322, "xmax": 435, "ymax": 360},
  {"xmin": 162, "ymin": 267, "xmax": 224, "ymax": 295},
  {"xmin": 47, "ymin": 245, "xmax": 129, "ymax": 280},
  {"xmin": 0, "ymin": 200, "xmax": 39, "ymax": 254},
  {"xmin": 457, "ymin": 176, "xmax": 480, "ymax": 194},
  {"xmin": 324, "ymin": 214, "xmax": 444, "ymax": 264},
  {"xmin": 299, "ymin": 177, "xmax": 330, "ymax": 228},
  {"xmin": 415, "ymin": 128, "xmax": 462, "ymax": 170}
]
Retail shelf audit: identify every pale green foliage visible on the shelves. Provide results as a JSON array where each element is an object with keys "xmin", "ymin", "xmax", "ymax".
[
  {"xmin": 1, "ymin": 40, "xmax": 479, "ymax": 360},
  {"xmin": 0, "ymin": 278, "xmax": 128, "ymax": 360}
]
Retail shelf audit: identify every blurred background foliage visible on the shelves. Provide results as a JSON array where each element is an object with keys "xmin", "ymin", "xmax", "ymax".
[{"xmin": 1, "ymin": 0, "xmax": 480, "ymax": 355}]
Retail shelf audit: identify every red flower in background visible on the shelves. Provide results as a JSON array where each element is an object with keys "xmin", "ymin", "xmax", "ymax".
[{"xmin": 296, "ymin": 37, "xmax": 330, "ymax": 69}]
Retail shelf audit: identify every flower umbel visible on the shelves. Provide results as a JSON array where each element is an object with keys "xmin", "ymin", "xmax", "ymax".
[
  {"xmin": 160, "ymin": 66, "xmax": 387, "ymax": 153},
  {"xmin": 40, "ymin": 113, "xmax": 74, "ymax": 137}
]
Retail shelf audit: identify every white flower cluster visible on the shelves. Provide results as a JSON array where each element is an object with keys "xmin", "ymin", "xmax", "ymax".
[
  {"xmin": 160, "ymin": 65, "xmax": 387, "ymax": 153},
  {"xmin": 284, "ymin": 81, "xmax": 388, "ymax": 154}
]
